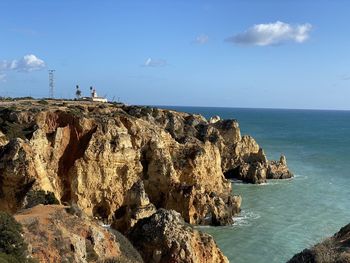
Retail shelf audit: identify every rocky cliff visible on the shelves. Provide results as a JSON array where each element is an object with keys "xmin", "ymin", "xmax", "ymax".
[
  {"xmin": 287, "ymin": 223, "xmax": 350, "ymax": 263},
  {"xmin": 128, "ymin": 209, "xmax": 229, "ymax": 263},
  {"xmin": 14, "ymin": 205, "xmax": 143, "ymax": 263},
  {"xmin": 0, "ymin": 99, "xmax": 293, "ymax": 262}
]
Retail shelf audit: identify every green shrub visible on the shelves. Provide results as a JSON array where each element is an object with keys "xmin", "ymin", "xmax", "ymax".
[
  {"xmin": 0, "ymin": 212, "xmax": 27, "ymax": 261},
  {"xmin": 0, "ymin": 121, "xmax": 26, "ymax": 140},
  {"xmin": 24, "ymin": 190, "xmax": 59, "ymax": 209},
  {"xmin": 65, "ymin": 203, "xmax": 83, "ymax": 217},
  {"xmin": 0, "ymin": 252, "xmax": 21, "ymax": 263},
  {"xmin": 38, "ymin": 100, "xmax": 49, "ymax": 105},
  {"xmin": 0, "ymin": 213, "xmax": 39, "ymax": 263},
  {"xmin": 13, "ymin": 97, "xmax": 34, "ymax": 101}
]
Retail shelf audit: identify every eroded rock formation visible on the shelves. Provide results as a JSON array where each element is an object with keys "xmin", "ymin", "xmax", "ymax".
[
  {"xmin": 112, "ymin": 180, "xmax": 156, "ymax": 232},
  {"xmin": 123, "ymin": 106, "xmax": 293, "ymax": 184},
  {"xmin": 14, "ymin": 205, "xmax": 143, "ymax": 263},
  {"xmin": 128, "ymin": 209, "xmax": 229, "ymax": 263},
  {"xmin": 209, "ymin": 115, "xmax": 221, "ymax": 124},
  {"xmin": 0, "ymin": 131, "xmax": 8, "ymax": 146},
  {"xmin": 0, "ymin": 100, "xmax": 295, "ymax": 263},
  {"xmin": 0, "ymin": 101, "xmax": 292, "ymax": 229}
]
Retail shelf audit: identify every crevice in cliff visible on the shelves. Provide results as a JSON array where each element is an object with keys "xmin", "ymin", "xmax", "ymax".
[
  {"xmin": 45, "ymin": 111, "xmax": 97, "ymax": 202},
  {"xmin": 93, "ymin": 201, "xmax": 111, "ymax": 221},
  {"xmin": 57, "ymin": 124, "xmax": 97, "ymax": 203},
  {"xmin": 140, "ymin": 150, "xmax": 149, "ymax": 180},
  {"xmin": 0, "ymin": 176, "xmax": 4, "ymax": 199},
  {"xmin": 14, "ymin": 178, "xmax": 36, "ymax": 205},
  {"xmin": 0, "ymin": 118, "xmax": 37, "ymax": 140},
  {"xmin": 113, "ymin": 205, "xmax": 127, "ymax": 220},
  {"xmin": 223, "ymin": 166, "xmax": 240, "ymax": 179},
  {"xmin": 45, "ymin": 131, "xmax": 56, "ymax": 147}
]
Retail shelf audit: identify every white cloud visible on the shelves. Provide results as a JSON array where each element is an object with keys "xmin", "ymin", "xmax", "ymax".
[
  {"xmin": 0, "ymin": 54, "xmax": 45, "ymax": 73},
  {"xmin": 143, "ymin": 58, "xmax": 167, "ymax": 67},
  {"xmin": 226, "ymin": 21, "xmax": 312, "ymax": 46},
  {"xmin": 12, "ymin": 54, "xmax": 46, "ymax": 72},
  {"xmin": 194, "ymin": 34, "xmax": 209, "ymax": 44}
]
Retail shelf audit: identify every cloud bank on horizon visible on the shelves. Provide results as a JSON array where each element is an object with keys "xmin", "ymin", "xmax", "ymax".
[
  {"xmin": 226, "ymin": 21, "xmax": 312, "ymax": 46},
  {"xmin": 0, "ymin": 54, "xmax": 45, "ymax": 81}
]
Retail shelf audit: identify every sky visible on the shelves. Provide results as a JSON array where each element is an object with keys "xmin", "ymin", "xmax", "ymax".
[{"xmin": 1, "ymin": 0, "xmax": 350, "ymax": 110}]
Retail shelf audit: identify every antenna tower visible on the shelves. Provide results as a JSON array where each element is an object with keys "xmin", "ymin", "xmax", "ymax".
[{"xmin": 48, "ymin": 70, "xmax": 55, "ymax": 98}]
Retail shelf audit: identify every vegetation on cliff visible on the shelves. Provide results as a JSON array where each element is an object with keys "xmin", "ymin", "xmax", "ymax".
[
  {"xmin": 23, "ymin": 190, "xmax": 59, "ymax": 209},
  {"xmin": 287, "ymin": 224, "xmax": 350, "ymax": 263},
  {"xmin": 0, "ymin": 211, "xmax": 36, "ymax": 263}
]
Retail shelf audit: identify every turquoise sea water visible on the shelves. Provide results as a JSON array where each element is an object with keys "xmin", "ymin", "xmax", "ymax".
[{"xmin": 159, "ymin": 106, "xmax": 350, "ymax": 263}]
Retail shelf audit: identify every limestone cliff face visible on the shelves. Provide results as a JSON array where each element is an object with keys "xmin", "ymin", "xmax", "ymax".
[
  {"xmin": 0, "ymin": 101, "xmax": 292, "ymax": 229},
  {"xmin": 14, "ymin": 205, "xmax": 143, "ymax": 263},
  {"xmin": 0, "ymin": 131, "xmax": 8, "ymax": 146},
  {"xmin": 111, "ymin": 180, "xmax": 156, "ymax": 232},
  {"xmin": 128, "ymin": 209, "xmax": 229, "ymax": 263},
  {"xmin": 124, "ymin": 106, "xmax": 292, "ymax": 184}
]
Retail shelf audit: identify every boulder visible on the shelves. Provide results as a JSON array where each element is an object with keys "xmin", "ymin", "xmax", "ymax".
[
  {"xmin": 112, "ymin": 181, "xmax": 156, "ymax": 232},
  {"xmin": 128, "ymin": 209, "xmax": 229, "ymax": 263},
  {"xmin": 209, "ymin": 115, "xmax": 221, "ymax": 124},
  {"xmin": 267, "ymin": 155, "xmax": 293, "ymax": 179},
  {"xmin": 239, "ymin": 162, "xmax": 267, "ymax": 184}
]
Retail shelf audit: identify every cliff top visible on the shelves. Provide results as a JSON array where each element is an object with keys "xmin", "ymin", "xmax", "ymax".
[
  {"xmin": 287, "ymin": 223, "xmax": 350, "ymax": 263},
  {"xmin": 0, "ymin": 98, "xmax": 188, "ymax": 115}
]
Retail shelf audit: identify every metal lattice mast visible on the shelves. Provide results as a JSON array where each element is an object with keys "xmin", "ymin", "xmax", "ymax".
[{"xmin": 48, "ymin": 70, "xmax": 55, "ymax": 98}]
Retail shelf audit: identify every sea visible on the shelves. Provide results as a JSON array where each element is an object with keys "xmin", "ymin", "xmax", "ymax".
[{"xmin": 159, "ymin": 106, "xmax": 350, "ymax": 263}]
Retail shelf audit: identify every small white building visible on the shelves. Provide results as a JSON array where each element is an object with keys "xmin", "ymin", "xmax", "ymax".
[
  {"xmin": 90, "ymin": 87, "xmax": 107, "ymax": 103},
  {"xmin": 78, "ymin": 86, "xmax": 108, "ymax": 103}
]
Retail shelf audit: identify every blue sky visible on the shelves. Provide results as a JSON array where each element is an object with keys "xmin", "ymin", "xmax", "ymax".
[{"xmin": 1, "ymin": 0, "xmax": 350, "ymax": 110}]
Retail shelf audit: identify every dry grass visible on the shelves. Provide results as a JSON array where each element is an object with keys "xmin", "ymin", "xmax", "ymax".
[{"xmin": 313, "ymin": 238, "xmax": 337, "ymax": 263}]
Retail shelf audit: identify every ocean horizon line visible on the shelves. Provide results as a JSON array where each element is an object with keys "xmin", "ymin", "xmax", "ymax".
[{"xmin": 148, "ymin": 104, "xmax": 350, "ymax": 113}]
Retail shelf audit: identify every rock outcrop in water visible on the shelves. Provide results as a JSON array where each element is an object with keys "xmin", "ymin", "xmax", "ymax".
[
  {"xmin": 0, "ymin": 99, "xmax": 293, "ymax": 262},
  {"xmin": 287, "ymin": 223, "xmax": 350, "ymax": 263},
  {"xmin": 123, "ymin": 106, "xmax": 293, "ymax": 184}
]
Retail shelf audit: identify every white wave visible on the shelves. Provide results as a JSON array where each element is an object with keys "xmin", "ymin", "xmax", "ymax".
[
  {"xmin": 229, "ymin": 179, "xmax": 243, "ymax": 184},
  {"xmin": 232, "ymin": 210, "xmax": 261, "ymax": 227},
  {"xmin": 293, "ymin": 174, "xmax": 308, "ymax": 181},
  {"xmin": 231, "ymin": 176, "xmax": 299, "ymax": 186}
]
